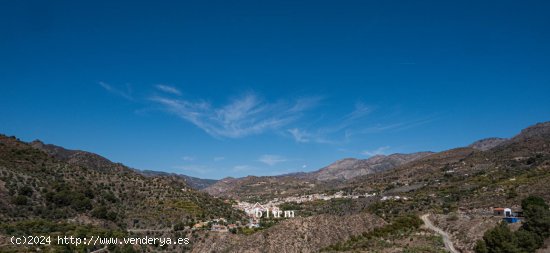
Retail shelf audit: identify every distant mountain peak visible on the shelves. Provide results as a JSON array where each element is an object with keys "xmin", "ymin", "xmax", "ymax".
[
  {"xmin": 513, "ymin": 122, "xmax": 550, "ymax": 140},
  {"xmin": 312, "ymin": 152, "xmax": 433, "ymax": 181},
  {"xmin": 327, "ymin": 158, "xmax": 359, "ymax": 166},
  {"xmin": 469, "ymin": 137, "xmax": 508, "ymax": 151}
]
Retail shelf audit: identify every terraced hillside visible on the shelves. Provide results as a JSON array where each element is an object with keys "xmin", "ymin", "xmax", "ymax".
[{"xmin": 0, "ymin": 135, "xmax": 245, "ymax": 252}]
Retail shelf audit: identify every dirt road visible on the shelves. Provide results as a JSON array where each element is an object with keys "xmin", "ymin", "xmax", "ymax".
[{"xmin": 421, "ymin": 214, "xmax": 459, "ymax": 253}]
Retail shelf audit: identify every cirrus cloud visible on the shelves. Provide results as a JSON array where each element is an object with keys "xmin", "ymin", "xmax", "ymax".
[
  {"xmin": 155, "ymin": 84, "xmax": 181, "ymax": 95},
  {"xmin": 99, "ymin": 81, "xmax": 133, "ymax": 100},
  {"xmin": 258, "ymin": 154, "xmax": 287, "ymax": 166},
  {"xmin": 151, "ymin": 93, "xmax": 321, "ymax": 138}
]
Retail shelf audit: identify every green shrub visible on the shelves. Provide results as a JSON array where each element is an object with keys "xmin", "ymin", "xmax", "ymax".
[
  {"xmin": 71, "ymin": 197, "xmax": 93, "ymax": 211},
  {"xmin": 323, "ymin": 215, "xmax": 423, "ymax": 251},
  {"xmin": 12, "ymin": 195, "xmax": 28, "ymax": 205},
  {"xmin": 522, "ymin": 196, "xmax": 548, "ymax": 210},
  {"xmin": 19, "ymin": 186, "xmax": 33, "ymax": 196},
  {"xmin": 474, "ymin": 240, "xmax": 488, "ymax": 253},
  {"xmin": 91, "ymin": 206, "xmax": 109, "ymax": 219},
  {"xmin": 91, "ymin": 206, "xmax": 118, "ymax": 221}
]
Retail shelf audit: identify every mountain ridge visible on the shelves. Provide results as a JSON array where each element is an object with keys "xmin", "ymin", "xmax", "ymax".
[
  {"xmin": 203, "ymin": 151, "xmax": 435, "ymax": 199},
  {"xmin": 0, "ymin": 135, "xmax": 245, "ymax": 251},
  {"xmin": 139, "ymin": 169, "xmax": 218, "ymax": 190},
  {"xmin": 195, "ymin": 122, "xmax": 550, "ymax": 252},
  {"xmin": 310, "ymin": 152, "xmax": 434, "ymax": 181},
  {"xmin": 203, "ymin": 121, "xmax": 550, "ymax": 201},
  {"xmin": 1, "ymin": 121, "xmax": 549, "ymax": 252},
  {"xmin": 468, "ymin": 137, "xmax": 508, "ymax": 151}
]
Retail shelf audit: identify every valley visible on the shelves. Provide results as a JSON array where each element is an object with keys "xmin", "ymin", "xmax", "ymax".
[{"xmin": 1, "ymin": 121, "xmax": 549, "ymax": 252}]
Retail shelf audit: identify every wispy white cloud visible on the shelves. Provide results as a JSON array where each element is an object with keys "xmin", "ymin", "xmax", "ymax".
[
  {"xmin": 287, "ymin": 128, "xmax": 334, "ymax": 144},
  {"xmin": 362, "ymin": 146, "xmax": 390, "ymax": 157},
  {"xmin": 182, "ymin": 156, "xmax": 195, "ymax": 161},
  {"xmin": 287, "ymin": 103, "xmax": 372, "ymax": 144},
  {"xmin": 345, "ymin": 102, "xmax": 372, "ymax": 122},
  {"xmin": 151, "ymin": 93, "xmax": 320, "ymax": 138},
  {"xmin": 155, "ymin": 84, "xmax": 181, "ymax": 96},
  {"xmin": 288, "ymin": 128, "xmax": 310, "ymax": 143},
  {"xmin": 99, "ymin": 81, "xmax": 133, "ymax": 100},
  {"xmin": 258, "ymin": 154, "xmax": 287, "ymax": 166},
  {"xmin": 101, "ymin": 83, "xmax": 437, "ymax": 151}
]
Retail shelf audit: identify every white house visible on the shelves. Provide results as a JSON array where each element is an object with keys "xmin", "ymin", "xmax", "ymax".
[{"xmin": 493, "ymin": 207, "xmax": 512, "ymax": 217}]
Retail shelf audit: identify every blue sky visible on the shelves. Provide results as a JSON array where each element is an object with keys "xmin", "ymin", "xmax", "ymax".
[{"xmin": 1, "ymin": 1, "xmax": 549, "ymax": 179}]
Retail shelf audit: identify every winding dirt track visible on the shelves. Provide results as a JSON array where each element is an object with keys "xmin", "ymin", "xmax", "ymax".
[{"xmin": 421, "ymin": 214, "xmax": 459, "ymax": 253}]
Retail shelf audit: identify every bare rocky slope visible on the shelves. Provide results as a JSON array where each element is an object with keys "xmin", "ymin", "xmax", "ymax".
[
  {"xmin": 310, "ymin": 152, "xmax": 433, "ymax": 181},
  {"xmin": 468, "ymin": 137, "xmax": 508, "ymax": 151},
  {"xmin": 191, "ymin": 212, "xmax": 386, "ymax": 253}
]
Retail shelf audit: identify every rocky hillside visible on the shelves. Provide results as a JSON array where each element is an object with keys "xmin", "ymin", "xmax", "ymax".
[
  {"xmin": 0, "ymin": 135, "xmax": 245, "ymax": 252},
  {"xmin": 310, "ymin": 152, "xmax": 433, "ymax": 181},
  {"xmin": 348, "ymin": 122, "xmax": 550, "ymax": 206},
  {"xmin": 191, "ymin": 212, "xmax": 386, "ymax": 253},
  {"xmin": 203, "ymin": 122, "xmax": 550, "ymax": 252},
  {"xmin": 204, "ymin": 152, "xmax": 432, "ymax": 200},
  {"xmin": 2, "ymin": 121, "xmax": 548, "ymax": 252},
  {"xmin": 468, "ymin": 137, "xmax": 507, "ymax": 151},
  {"xmin": 30, "ymin": 140, "xmax": 129, "ymax": 173},
  {"xmin": 337, "ymin": 122, "xmax": 550, "ymax": 252},
  {"xmin": 511, "ymin": 121, "xmax": 550, "ymax": 140}
]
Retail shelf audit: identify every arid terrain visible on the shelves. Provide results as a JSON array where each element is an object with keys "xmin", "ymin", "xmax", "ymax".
[{"xmin": 1, "ymin": 122, "xmax": 549, "ymax": 252}]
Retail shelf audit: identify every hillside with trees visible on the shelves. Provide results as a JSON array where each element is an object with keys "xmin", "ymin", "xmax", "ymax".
[{"xmin": 0, "ymin": 135, "xmax": 245, "ymax": 252}]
